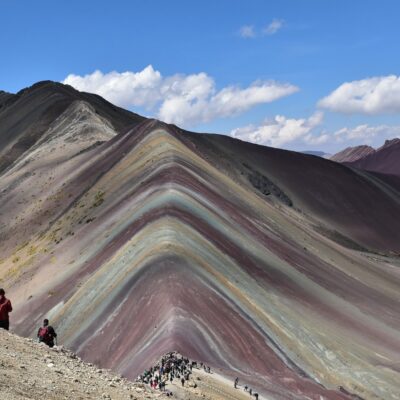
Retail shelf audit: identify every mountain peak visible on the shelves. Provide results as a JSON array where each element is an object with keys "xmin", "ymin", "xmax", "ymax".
[
  {"xmin": 379, "ymin": 138, "xmax": 400, "ymax": 150},
  {"xmin": 15, "ymin": 80, "xmax": 75, "ymax": 97},
  {"xmin": 329, "ymin": 145, "xmax": 375, "ymax": 162},
  {"xmin": 0, "ymin": 80, "xmax": 146, "ymax": 173}
]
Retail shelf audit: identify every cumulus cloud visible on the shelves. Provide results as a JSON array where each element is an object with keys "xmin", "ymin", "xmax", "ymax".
[
  {"xmin": 63, "ymin": 66, "xmax": 298, "ymax": 127},
  {"xmin": 230, "ymin": 111, "xmax": 324, "ymax": 147},
  {"xmin": 228, "ymin": 106, "xmax": 400, "ymax": 149},
  {"xmin": 239, "ymin": 25, "xmax": 256, "ymax": 38},
  {"xmin": 64, "ymin": 66, "xmax": 162, "ymax": 108},
  {"xmin": 159, "ymin": 81, "xmax": 299, "ymax": 126},
  {"xmin": 333, "ymin": 124, "xmax": 400, "ymax": 143},
  {"xmin": 263, "ymin": 19, "xmax": 284, "ymax": 35},
  {"xmin": 318, "ymin": 75, "xmax": 400, "ymax": 114}
]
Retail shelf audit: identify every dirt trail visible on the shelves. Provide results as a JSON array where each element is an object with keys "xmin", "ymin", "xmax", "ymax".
[{"xmin": 165, "ymin": 369, "xmax": 261, "ymax": 400}]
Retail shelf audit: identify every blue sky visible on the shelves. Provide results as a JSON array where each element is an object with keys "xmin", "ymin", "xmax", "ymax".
[{"xmin": 1, "ymin": 0, "xmax": 400, "ymax": 153}]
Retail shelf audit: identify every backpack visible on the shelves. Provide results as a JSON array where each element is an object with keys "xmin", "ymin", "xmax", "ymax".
[{"xmin": 38, "ymin": 326, "xmax": 53, "ymax": 344}]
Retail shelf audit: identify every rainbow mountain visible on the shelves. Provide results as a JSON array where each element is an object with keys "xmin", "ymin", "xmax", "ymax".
[{"xmin": 1, "ymin": 81, "xmax": 400, "ymax": 400}]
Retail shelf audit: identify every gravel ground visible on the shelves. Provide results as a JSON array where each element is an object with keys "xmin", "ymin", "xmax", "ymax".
[{"xmin": 0, "ymin": 329, "xmax": 155, "ymax": 400}]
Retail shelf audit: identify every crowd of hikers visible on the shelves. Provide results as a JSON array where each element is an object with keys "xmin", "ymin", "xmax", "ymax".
[
  {"xmin": 137, "ymin": 352, "xmax": 198, "ymax": 396},
  {"xmin": 0, "ymin": 288, "xmax": 57, "ymax": 347},
  {"xmin": 2, "ymin": 289, "xmax": 260, "ymax": 398},
  {"xmin": 138, "ymin": 351, "xmax": 260, "ymax": 398}
]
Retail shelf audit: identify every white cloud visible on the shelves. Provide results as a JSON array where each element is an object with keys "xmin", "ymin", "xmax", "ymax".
[
  {"xmin": 227, "ymin": 101, "xmax": 400, "ymax": 149},
  {"xmin": 239, "ymin": 19, "xmax": 284, "ymax": 38},
  {"xmin": 304, "ymin": 133, "xmax": 330, "ymax": 145},
  {"xmin": 64, "ymin": 66, "xmax": 163, "ymax": 108},
  {"xmin": 263, "ymin": 19, "xmax": 284, "ymax": 35},
  {"xmin": 63, "ymin": 66, "xmax": 298, "ymax": 127},
  {"xmin": 333, "ymin": 124, "xmax": 400, "ymax": 143},
  {"xmin": 318, "ymin": 75, "xmax": 400, "ymax": 114},
  {"xmin": 239, "ymin": 25, "xmax": 256, "ymax": 38},
  {"xmin": 230, "ymin": 111, "xmax": 324, "ymax": 147}
]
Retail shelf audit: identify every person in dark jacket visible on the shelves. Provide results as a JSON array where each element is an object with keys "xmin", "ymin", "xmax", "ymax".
[
  {"xmin": 0, "ymin": 288, "xmax": 12, "ymax": 330},
  {"xmin": 37, "ymin": 319, "xmax": 57, "ymax": 347}
]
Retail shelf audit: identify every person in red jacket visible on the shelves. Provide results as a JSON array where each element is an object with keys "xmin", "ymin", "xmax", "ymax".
[
  {"xmin": 0, "ymin": 288, "xmax": 12, "ymax": 330},
  {"xmin": 37, "ymin": 319, "xmax": 57, "ymax": 347}
]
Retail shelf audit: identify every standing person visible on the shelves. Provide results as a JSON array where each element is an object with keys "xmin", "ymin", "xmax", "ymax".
[
  {"xmin": 181, "ymin": 377, "xmax": 185, "ymax": 387},
  {"xmin": 37, "ymin": 319, "xmax": 57, "ymax": 347},
  {"xmin": 0, "ymin": 288, "xmax": 12, "ymax": 330},
  {"xmin": 234, "ymin": 377, "xmax": 239, "ymax": 388}
]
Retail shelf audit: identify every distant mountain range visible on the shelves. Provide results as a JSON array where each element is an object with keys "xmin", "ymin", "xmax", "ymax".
[
  {"xmin": 330, "ymin": 139, "xmax": 400, "ymax": 176},
  {"xmin": 301, "ymin": 150, "xmax": 332, "ymax": 158},
  {"xmin": 1, "ymin": 81, "xmax": 399, "ymax": 400}
]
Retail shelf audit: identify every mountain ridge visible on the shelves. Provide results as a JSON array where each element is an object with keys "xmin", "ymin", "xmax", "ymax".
[
  {"xmin": 330, "ymin": 145, "xmax": 375, "ymax": 162},
  {"xmin": 0, "ymin": 89, "xmax": 15, "ymax": 109},
  {"xmin": 0, "ymin": 80, "xmax": 145, "ymax": 173}
]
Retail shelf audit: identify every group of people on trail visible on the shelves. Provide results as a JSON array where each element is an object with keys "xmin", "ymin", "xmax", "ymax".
[
  {"xmin": 235, "ymin": 377, "xmax": 259, "ymax": 399},
  {"xmin": 0, "ymin": 289, "xmax": 57, "ymax": 347},
  {"xmin": 138, "ymin": 352, "xmax": 197, "ymax": 396}
]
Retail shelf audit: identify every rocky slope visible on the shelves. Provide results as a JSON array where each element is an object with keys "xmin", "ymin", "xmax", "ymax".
[
  {"xmin": 0, "ymin": 328, "xmax": 155, "ymax": 400},
  {"xmin": 0, "ymin": 82, "xmax": 400, "ymax": 400}
]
